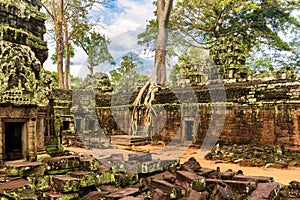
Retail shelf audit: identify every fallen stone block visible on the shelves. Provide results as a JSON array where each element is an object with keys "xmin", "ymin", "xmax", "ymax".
[
  {"xmin": 250, "ymin": 182, "xmax": 281, "ymax": 199},
  {"xmin": 0, "ymin": 178, "xmax": 37, "ymax": 199},
  {"xmin": 181, "ymin": 157, "xmax": 202, "ymax": 172},
  {"xmin": 150, "ymin": 178, "xmax": 185, "ymax": 199},
  {"xmin": 105, "ymin": 187, "xmax": 139, "ymax": 200},
  {"xmin": 128, "ymin": 152, "xmax": 152, "ymax": 162},
  {"xmin": 69, "ymin": 171, "xmax": 97, "ymax": 187},
  {"xmin": 111, "ymin": 153, "xmax": 124, "ymax": 161},
  {"xmin": 119, "ymin": 195, "xmax": 148, "ymax": 200},
  {"xmin": 220, "ymin": 170, "xmax": 235, "ymax": 180},
  {"xmin": 51, "ymin": 175, "xmax": 80, "ymax": 193},
  {"xmin": 182, "ymin": 189, "xmax": 209, "ymax": 200},
  {"xmin": 197, "ymin": 168, "xmax": 216, "ymax": 177},
  {"xmin": 79, "ymin": 154, "xmax": 102, "ymax": 171},
  {"xmin": 43, "ymin": 155, "xmax": 81, "ymax": 175},
  {"xmin": 151, "ymin": 188, "xmax": 170, "ymax": 200},
  {"xmin": 5, "ymin": 161, "xmax": 45, "ymax": 177},
  {"xmin": 81, "ymin": 191, "xmax": 109, "ymax": 200},
  {"xmin": 111, "ymin": 160, "xmax": 125, "ymax": 173},
  {"xmin": 96, "ymin": 171, "xmax": 115, "ymax": 185},
  {"xmin": 114, "ymin": 173, "xmax": 139, "ymax": 187},
  {"xmin": 206, "ymin": 179, "xmax": 256, "ymax": 195},
  {"xmin": 27, "ymin": 175, "xmax": 51, "ymax": 191},
  {"xmin": 44, "ymin": 191, "xmax": 79, "ymax": 200},
  {"xmin": 232, "ymin": 175, "xmax": 273, "ymax": 183},
  {"xmin": 145, "ymin": 171, "xmax": 176, "ymax": 187},
  {"xmin": 176, "ymin": 170, "xmax": 206, "ymax": 192},
  {"xmin": 125, "ymin": 161, "xmax": 139, "ymax": 173},
  {"xmin": 211, "ymin": 184, "xmax": 234, "ymax": 200},
  {"xmin": 140, "ymin": 159, "xmax": 178, "ymax": 174}
]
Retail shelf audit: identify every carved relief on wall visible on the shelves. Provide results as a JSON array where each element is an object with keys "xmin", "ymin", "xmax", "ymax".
[{"xmin": 0, "ymin": 41, "xmax": 51, "ymax": 106}]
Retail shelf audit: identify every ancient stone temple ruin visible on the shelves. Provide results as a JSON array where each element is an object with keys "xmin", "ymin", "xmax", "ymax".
[{"xmin": 0, "ymin": 0, "xmax": 51, "ymax": 165}]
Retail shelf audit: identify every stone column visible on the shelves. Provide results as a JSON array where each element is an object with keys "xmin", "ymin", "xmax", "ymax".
[
  {"xmin": 28, "ymin": 118, "xmax": 37, "ymax": 161},
  {"xmin": 37, "ymin": 112, "xmax": 46, "ymax": 151},
  {"xmin": 0, "ymin": 120, "xmax": 3, "ymax": 166}
]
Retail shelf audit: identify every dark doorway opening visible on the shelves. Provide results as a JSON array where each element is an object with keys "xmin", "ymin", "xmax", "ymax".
[
  {"xmin": 5, "ymin": 122, "xmax": 23, "ymax": 161},
  {"xmin": 185, "ymin": 121, "xmax": 194, "ymax": 141}
]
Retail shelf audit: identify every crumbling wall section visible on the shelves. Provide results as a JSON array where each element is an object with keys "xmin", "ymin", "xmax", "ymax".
[{"xmin": 96, "ymin": 79, "xmax": 300, "ymax": 149}]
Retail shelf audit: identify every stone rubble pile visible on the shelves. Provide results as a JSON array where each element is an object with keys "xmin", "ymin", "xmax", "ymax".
[
  {"xmin": 205, "ymin": 143, "xmax": 300, "ymax": 168},
  {"xmin": 0, "ymin": 152, "xmax": 299, "ymax": 199}
]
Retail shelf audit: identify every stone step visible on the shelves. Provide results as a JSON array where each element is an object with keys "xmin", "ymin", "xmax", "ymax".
[
  {"xmin": 4, "ymin": 161, "xmax": 45, "ymax": 177},
  {"xmin": 0, "ymin": 178, "xmax": 37, "ymax": 199},
  {"xmin": 42, "ymin": 155, "xmax": 81, "ymax": 175},
  {"xmin": 51, "ymin": 175, "xmax": 81, "ymax": 193}
]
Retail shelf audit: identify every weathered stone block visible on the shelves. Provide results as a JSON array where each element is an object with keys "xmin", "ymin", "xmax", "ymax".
[
  {"xmin": 211, "ymin": 184, "xmax": 234, "ymax": 200},
  {"xmin": 51, "ymin": 175, "xmax": 80, "ymax": 193},
  {"xmin": 5, "ymin": 161, "xmax": 45, "ymax": 177},
  {"xmin": 79, "ymin": 154, "xmax": 101, "ymax": 171},
  {"xmin": 114, "ymin": 173, "xmax": 139, "ymax": 187},
  {"xmin": 176, "ymin": 170, "xmax": 206, "ymax": 192},
  {"xmin": 128, "ymin": 152, "xmax": 152, "ymax": 162},
  {"xmin": 150, "ymin": 178, "xmax": 185, "ymax": 199},
  {"xmin": 0, "ymin": 178, "xmax": 37, "ymax": 199},
  {"xmin": 232, "ymin": 175, "xmax": 273, "ymax": 183},
  {"xmin": 81, "ymin": 191, "xmax": 109, "ymax": 200},
  {"xmin": 43, "ymin": 155, "xmax": 81, "ymax": 175},
  {"xmin": 182, "ymin": 189, "xmax": 209, "ymax": 200},
  {"xmin": 44, "ymin": 191, "xmax": 79, "ymax": 200},
  {"xmin": 69, "ymin": 171, "xmax": 96, "ymax": 187},
  {"xmin": 104, "ymin": 187, "xmax": 139, "ymax": 200},
  {"xmin": 250, "ymin": 182, "xmax": 281, "ymax": 199},
  {"xmin": 27, "ymin": 175, "xmax": 51, "ymax": 191},
  {"xmin": 206, "ymin": 179, "xmax": 256, "ymax": 195},
  {"xmin": 96, "ymin": 172, "xmax": 115, "ymax": 185}
]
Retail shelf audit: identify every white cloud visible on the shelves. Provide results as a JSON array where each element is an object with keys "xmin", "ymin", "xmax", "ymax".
[{"xmin": 43, "ymin": 0, "xmax": 155, "ymax": 77}]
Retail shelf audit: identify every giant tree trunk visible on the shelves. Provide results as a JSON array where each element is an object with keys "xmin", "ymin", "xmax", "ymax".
[
  {"xmin": 130, "ymin": 0, "xmax": 173, "ymax": 136},
  {"xmin": 64, "ymin": 22, "xmax": 71, "ymax": 89},
  {"xmin": 56, "ymin": 0, "xmax": 64, "ymax": 88}
]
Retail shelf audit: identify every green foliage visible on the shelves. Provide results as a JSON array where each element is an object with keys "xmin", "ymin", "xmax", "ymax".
[
  {"xmin": 109, "ymin": 52, "xmax": 148, "ymax": 92},
  {"xmin": 246, "ymin": 52, "xmax": 275, "ymax": 75},
  {"xmin": 45, "ymin": 70, "xmax": 58, "ymax": 87},
  {"xmin": 51, "ymin": 44, "xmax": 75, "ymax": 64},
  {"xmin": 171, "ymin": 0, "xmax": 300, "ymax": 68},
  {"xmin": 139, "ymin": 0, "xmax": 300, "ymax": 76},
  {"xmin": 169, "ymin": 64, "xmax": 181, "ymax": 85},
  {"xmin": 74, "ymin": 30, "xmax": 115, "ymax": 74}
]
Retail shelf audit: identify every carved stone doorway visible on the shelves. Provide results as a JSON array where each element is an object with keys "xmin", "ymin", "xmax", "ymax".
[
  {"xmin": 4, "ymin": 122, "xmax": 24, "ymax": 161},
  {"xmin": 185, "ymin": 121, "xmax": 194, "ymax": 142}
]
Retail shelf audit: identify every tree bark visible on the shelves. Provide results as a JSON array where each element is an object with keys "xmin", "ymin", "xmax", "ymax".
[
  {"xmin": 88, "ymin": 65, "xmax": 94, "ymax": 75},
  {"xmin": 151, "ymin": 0, "xmax": 173, "ymax": 86},
  {"xmin": 64, "ymin": 22, "xmax": 71, "ymax": 89},
  {"xmin": 57, "ymin": 0, "xmax": 64, "ymax": 88}
]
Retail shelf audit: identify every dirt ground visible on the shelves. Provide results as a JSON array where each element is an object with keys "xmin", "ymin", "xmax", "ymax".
[{"xmin": 65, "ymin": 143, "xmax": 300, "ymax": 185}]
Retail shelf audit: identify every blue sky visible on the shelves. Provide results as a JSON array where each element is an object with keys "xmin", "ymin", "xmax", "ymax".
[{"xmin": 43, "ymin": 0, "xmax": 155, "ymax": 78}]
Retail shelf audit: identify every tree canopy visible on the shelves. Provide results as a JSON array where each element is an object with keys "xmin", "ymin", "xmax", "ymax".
[{"xmin": 138, "ymin": 0, "xmax": 300, "ymax": 78}]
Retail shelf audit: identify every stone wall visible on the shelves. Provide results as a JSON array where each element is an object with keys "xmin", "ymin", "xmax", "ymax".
[
  {"xmin": 96, "ymin": 79, "xmax": 300, "ymax": 150},
  {"xmin": 0, "ymin": 0, "xmax": 50, "ymax": 164}
]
